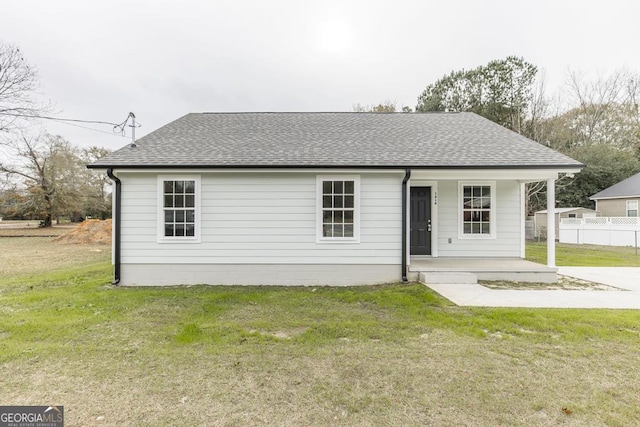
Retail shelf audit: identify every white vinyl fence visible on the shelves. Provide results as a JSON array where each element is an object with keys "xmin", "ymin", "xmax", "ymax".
[{"xmin": 559, "ymin": 217, "xmax": 640, "ymax": 247}]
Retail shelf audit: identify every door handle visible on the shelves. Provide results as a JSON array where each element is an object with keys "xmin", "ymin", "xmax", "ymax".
[{"xmin": 428, "ymin": 224, "xmax": 432, "ymax": 232}]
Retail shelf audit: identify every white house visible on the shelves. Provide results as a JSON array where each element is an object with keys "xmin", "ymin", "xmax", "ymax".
[{"xmin": 88, "ymin": 112, "xmax": 583, "ymax": 286}]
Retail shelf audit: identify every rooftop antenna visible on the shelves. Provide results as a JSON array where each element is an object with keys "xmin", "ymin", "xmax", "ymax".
[{"xmin": 128, "ymin": 112, "xmax": 137, "ymax": 148}]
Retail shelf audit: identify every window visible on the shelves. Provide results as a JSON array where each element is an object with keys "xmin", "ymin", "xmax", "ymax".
[
  {"xmin": 317, "ymin": 176, "xmax": 360, "ymax": 242},
  {"xmin": 568, "ymin": 213, "xmax": 577, "ymax": 218},
  {"xmin": 459, "ymin": 182, "xmax": 496, "ymax": 239},
  {"xmin": 158, "ymin": 176, "xmax": 200, "ymax": 242},
  {"xmin": 627, "ymin": 200, "xmax": 638, "ymax": 217}
]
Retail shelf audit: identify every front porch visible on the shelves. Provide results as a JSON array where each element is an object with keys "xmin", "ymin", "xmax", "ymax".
[{"xmin": 409, "ymin": 257, "xmax": 557, "ymax": 284}]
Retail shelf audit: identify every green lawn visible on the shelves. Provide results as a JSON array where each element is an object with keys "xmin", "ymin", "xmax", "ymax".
[
  {"xmin": 526, "ymin": 242, "xmax": 640, "ymax": 266},
  {"xmin": 1, "ymin": 239, "xmax": 640, "ymax": 425}
]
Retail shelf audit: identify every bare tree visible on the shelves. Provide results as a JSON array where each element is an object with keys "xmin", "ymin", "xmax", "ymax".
[
  {"xmin": 524, "ymin": 69, "xmax": 640, "ymax": 212},
  {"xmin": 563, "ymin": 69, "xmax": 640, "ymax": 150},
  {"xmin": 0, "ymin": 40, "xmax": 43, "ymax": 133},
  {"xmin": 352, "ymin": 100, "xmax": 398, "ymax": 112}
]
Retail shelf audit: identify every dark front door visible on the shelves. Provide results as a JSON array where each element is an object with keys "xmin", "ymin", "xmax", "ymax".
[{"xmin": 410, "ymin": 187, "xmax": 432, "ymax": 255}]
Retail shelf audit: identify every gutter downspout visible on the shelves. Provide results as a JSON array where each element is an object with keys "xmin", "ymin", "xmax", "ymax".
[
  {"xmin": 106, "ymin": 168, "xmax": 121, "ymax": 285},
  {"xmin": 401, "ymin": 169, "xmax": 411, "ymax": 282}
]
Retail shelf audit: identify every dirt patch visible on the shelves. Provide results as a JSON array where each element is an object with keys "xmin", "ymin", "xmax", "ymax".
[
  {"xmin": 0, "ymin": 224, "xmax": 73, "ymax": 237},
  {"xmin": 247, "ymin": 327, "xmax": 309, "ymax": 340},
  {"xmin": 54, "ymin": 219, "xmax": 112, "ymax": 245},
  {"xmin": 480, "ymin": 275, "xmax": 622, "ymax": 291}
]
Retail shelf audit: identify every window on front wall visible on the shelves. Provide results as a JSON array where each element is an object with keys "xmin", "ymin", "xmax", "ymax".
[
  {"xmin": 627, "ymin": 200, "xmax": 638, "ymax": 217},
  {"xmin": 158, "ymin": 176, "xmax": 200, "ymax": 242},
  {"xmin": 317, "ymin": 176, "xmax": 360, "ymax": 242},
  {"xmin": 459, "ymin": 182, "xmax": 495, "ymax": 238}
]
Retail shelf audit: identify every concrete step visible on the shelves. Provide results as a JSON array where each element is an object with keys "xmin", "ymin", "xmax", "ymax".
[{"xmin": 419, "ymin": 271, "xmax": 478, "ymax": 284}]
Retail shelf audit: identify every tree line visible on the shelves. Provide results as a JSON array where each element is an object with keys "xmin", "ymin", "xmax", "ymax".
[
  {"xmin": 0, "ymin": 40, "xmax": 111, "ymax": 226},
  {"xmin": 357, "ymin": 56, "xmax": 640, "ymax": 214}
]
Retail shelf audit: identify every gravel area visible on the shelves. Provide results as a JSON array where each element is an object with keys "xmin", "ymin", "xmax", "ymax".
[{"xmin": 480, "ymin": 275, "xmax": 623, "ymax": 291}]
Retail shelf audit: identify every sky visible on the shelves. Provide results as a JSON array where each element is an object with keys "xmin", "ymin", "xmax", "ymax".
[{"xmin": 3, "ymin": 0, "xmax": 640, "ymax": 150}]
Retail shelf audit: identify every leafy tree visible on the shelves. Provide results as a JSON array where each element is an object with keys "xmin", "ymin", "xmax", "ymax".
[
  {"xmin": 0, "ymin": 182, "xmax": 26, "ymax": 219},
  {"xmin": 416, "ymin": 57, "xmax": 546, "ymax": 214},
  {"xmin": 416, "ymin": 56, "xmax": 538, "ymax": 134},
  {"xmin": 417, "ymin": 60, "xmax": 640, "ymax": 212},
  {"xmin": 0, "ymin": 133, "xmax": 84, "ymax": 226},
  {"xmin": 80, "ymin": 146, "xmax": 112, "ymax": 219},
  {"xmin": 0, "ymin": 133, "xmax": 112, "ymax": 224},
  {"xmin": 557, "ymin": 145, "xmax": 640, "ymax": 209}
]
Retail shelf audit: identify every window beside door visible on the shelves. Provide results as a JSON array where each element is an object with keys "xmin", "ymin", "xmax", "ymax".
[{"xmin": 459, "ymin": 181, "xmax": 496, "ymax": 239}]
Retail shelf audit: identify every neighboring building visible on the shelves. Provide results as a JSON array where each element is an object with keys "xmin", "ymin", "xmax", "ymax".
[
  {"xmin": 88, "ymin": 112, "xmax": 583, "ymax": 286},
  {"xmin": 590, "ymin": 172, "xmax": 640, "ymax": 217},
  {"xmin": 534, "ymin": 207, "xmax": 597, "ymax": 238}
]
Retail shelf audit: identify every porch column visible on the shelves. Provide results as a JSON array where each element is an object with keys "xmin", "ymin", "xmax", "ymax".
[{"xmin": 546, "ymin": 178, "xmax": 556, "ymax": 268}]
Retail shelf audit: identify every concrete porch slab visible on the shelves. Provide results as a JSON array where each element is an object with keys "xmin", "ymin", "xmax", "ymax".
[
  {"xmin": 421, "ymin": 267, "xmax": 640, "ymax": 309},
  {"xmin": 423, "ymin": 283, "xmax": 640, "ymax": 308},
  {"xmin": 410, "ymin": 257, "xmax": 557, "ymax": 283},
  {"xmin": 557, "ymin": 267, "xmax": 640, "ymax": 291}
]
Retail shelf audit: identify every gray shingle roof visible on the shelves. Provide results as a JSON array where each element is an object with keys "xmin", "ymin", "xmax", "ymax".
[
  {"xmin": 89, "ymin": 112, "xmax": 583, "ymax": 169},
  {"xmin": 590, "ymin": 172, "xmax": 640, "ymax": 199}
]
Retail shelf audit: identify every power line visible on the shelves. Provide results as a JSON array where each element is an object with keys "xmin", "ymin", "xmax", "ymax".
[
  {"xmin": 0, "ymin": 112, "xmax": 122, "ymax": 127},
  {"xmin": 112, "ymin": 112, "xmax": 142, "ymax": 136},
  {"xmin": 52, "ymin": 119, "xmax": 129, "ymax": 138},
  {"xmin": 0, "ymin": 111, "xmax": 142, "ymax": 138}
]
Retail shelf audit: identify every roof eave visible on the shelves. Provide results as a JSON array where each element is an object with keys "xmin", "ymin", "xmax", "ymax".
[
  {"xmin": 87, "ymin": 163, "xmax": 585, "ymax": 170},
  {"xmin": 590, "ymin": 194, "xmax": 640, "ymax": 201}
]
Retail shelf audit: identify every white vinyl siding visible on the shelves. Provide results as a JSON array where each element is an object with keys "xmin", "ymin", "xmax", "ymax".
[
  {"xmin": 118, "ymin": 172, "xmax": 401, "ymax": 265},
  {"xmin": 438, "ymin": 180, "xmax": 520, "ymax": 257}
]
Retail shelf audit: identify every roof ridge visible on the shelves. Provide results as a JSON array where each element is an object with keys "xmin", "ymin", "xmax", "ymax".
[{"xmin": 198, "ymin": 111, "xmax": 463, "ymax": 115}]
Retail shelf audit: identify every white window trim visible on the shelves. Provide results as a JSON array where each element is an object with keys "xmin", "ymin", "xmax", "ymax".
[
  {"xmin": 157, "ymin": 175, "xmax": 201, "ymax": 243},
  {"xmin": 458, "ymin": 181, "xmax": 497, "ymax": 240},
  {"xmin": 316, "ymin": 175, "xmax": 360, "ymax": 243},
  {"xmin": 627, "ymin": 200, "xmax": 639, "ymax": 217}
]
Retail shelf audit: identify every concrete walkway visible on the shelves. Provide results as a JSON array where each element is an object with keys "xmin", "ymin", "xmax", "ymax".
[{"xmin": 423, "ymin": 267, "xmax": 640, "ymax": 309}]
